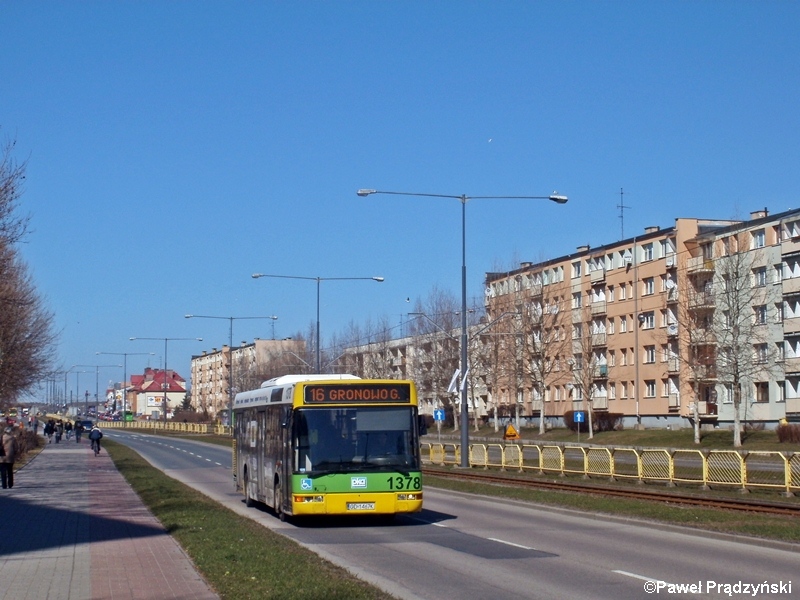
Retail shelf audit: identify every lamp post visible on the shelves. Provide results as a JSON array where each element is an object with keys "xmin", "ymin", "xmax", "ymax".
[
  {"xmin": 251, "ymin": 273, "xmax": 384, "ymax": 373},
  {"xmin": 96, "ymin": 352, "xmax": 154, "ymax": 426},
  {"xmin": 73, "ymin": 364, "xmax": 122, "ymax": 418},
  {"xmin": 358, "ymin": 188, "xmax": 567, "ymax": 467},
  {"xmin": 184, "ymin": 314, "xmax": 278, "ymax": 418},
  {"xmin": 129, "ymin": 337, "xmax": 203, "ymax": 422}
]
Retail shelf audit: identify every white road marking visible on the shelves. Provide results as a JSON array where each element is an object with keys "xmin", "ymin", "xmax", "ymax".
[{"xmin": 487, "ymin": 538, "xmax": 536, "ymax": 550}]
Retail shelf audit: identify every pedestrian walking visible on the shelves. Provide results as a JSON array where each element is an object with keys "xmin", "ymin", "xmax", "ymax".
[
  {"xmin": 75, "ymin": 420, "xmax": 85, "ymax": 443},
  {"xmin": 44, "ymin": 419, "xmax": 55, "ymax": 443},
  {"xmin": 65, "ymin": 420, "xmax": 73, "ymax": 441},
  {"xmin": 0, "ymin": 425, "xmax": 17, "ymax": 489},
  {"xmin": 55, "ymin": 420, "xmax": 64, "ymax": 444}
]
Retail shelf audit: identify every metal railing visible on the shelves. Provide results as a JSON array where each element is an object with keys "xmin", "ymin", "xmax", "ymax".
[{"xmin": 422, "ymin": 442, "xmax": 800, "ymax": 496}]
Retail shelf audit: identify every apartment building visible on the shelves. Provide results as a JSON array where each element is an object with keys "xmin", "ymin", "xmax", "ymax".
[
  {"xmin": 189, "ymin": 338, "xmax": 306, "ymax": 418},
  {"xmin": 484, "ymin": 208, "xmax": 800, "ymax": 429}
]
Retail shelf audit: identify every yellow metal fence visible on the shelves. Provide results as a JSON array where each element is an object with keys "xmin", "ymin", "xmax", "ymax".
[
  {"xmin": 102, "ymin": 420, "xmax": 232, "ymax": 436},
  {"xmin": 423, "ymin": 442, "xmax": 800, "ymax": 496}
]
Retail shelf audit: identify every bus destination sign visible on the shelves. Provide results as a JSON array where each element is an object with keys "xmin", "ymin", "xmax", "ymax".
[{"xmin": 304, "ymin": 383, "xmax": 411, "ymax": 404}]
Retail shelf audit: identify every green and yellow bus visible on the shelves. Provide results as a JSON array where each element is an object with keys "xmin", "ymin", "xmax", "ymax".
[{"xmin": 233, "ymin": 374, "xmax": 423, "ymax": 520}]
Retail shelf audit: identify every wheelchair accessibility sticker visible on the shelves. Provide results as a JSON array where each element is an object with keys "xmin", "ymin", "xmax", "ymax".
[{"xmin": 300, "ymin": 478, "xmax": 313, "ymax": 491}]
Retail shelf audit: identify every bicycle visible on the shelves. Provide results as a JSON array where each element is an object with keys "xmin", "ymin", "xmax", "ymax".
[{"xmin": 90, "ymin": 438, "xmax": 101, "ymax": 456}]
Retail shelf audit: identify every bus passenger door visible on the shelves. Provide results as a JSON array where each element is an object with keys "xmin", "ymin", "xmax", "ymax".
[{"xmin": 257, "ymin": 409, "xmax": 266, "ymax": 501}]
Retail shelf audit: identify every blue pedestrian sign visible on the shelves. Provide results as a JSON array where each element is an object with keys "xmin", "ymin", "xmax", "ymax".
[
  {"xmin": 433, "ymin": 409, "xmax": 445, "ymax": 422},
  {"xmin": 574, "ymin": 411, "xmax": 585, "ymax": 423}
]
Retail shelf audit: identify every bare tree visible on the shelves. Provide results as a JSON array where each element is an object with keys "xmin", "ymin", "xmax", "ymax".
[
  {"xmin": 680, "ymin": 234, "xmax": 780, "ymax": 447},
  {"xmin": 0, "ymin": 137, "xmax": 57, "ymax": 410}
]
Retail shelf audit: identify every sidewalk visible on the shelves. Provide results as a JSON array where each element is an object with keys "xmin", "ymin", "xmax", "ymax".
[{"xmin": 0, "ymin": 438, "xmax": 218, "ymax": 600}]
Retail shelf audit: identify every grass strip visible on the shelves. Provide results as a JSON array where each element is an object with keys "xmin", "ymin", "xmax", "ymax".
[
  {"xmin": 424, "ymin": 473, "xmax": 800, "ymax": 544},
  {"xmin": 104, "ymin": 439, "xmax": 392, "ymax": 600}
]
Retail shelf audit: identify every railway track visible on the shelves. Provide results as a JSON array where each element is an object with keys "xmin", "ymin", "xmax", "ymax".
[{"xmin": 422, "ymin": 466, "xmax": 800, "ymax": 517}]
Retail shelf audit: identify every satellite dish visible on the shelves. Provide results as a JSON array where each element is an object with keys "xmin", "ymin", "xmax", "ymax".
[
  {"xmin": 666, "ymin": 279, "xmax": 675, "ymax": 289},
  {"xmin": 667, "ymin": 324, "xmax": 678, "ymax": 335}
]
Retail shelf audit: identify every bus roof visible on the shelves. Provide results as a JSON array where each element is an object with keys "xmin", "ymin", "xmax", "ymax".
[{"xmin": 259, "ymin": 374, "xmax": 361, "ymax": 388}]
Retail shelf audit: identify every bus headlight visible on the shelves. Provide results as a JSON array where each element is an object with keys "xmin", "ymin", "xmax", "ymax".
[
  {"xmin": 397, "ymin": 493, "xmax": 422, "ymax": 501},
  {"xmin": 293, "ymin": 495, "xmax": 324, "ymax": 503}
]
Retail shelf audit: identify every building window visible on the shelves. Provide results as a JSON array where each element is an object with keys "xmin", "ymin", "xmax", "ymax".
[
  {"xmin": 608, "ymin": 317, "xmax": 615, "ymax": 335},
  {"xmin": 644, "ymin": 345, "xmax": 656, "ymax": 364},
  {"xmin": 754, "ymin": 381, "xmax": 769, "ymax": 403},
  {"xmin": 608, "ymin": 285, "xmax": 615, "ymax": 302},
  {"xmin": 620, "ymin": 316, "xmax": 628, "ymax": 333},
  {"xmin": 643, "ymin": 277, "xmax": 655, "ymax": 296},
  {"xmin": 753, "ymin": 229, "xmax": 766, "ymax": 249},
  {"xmin": 753, "ymin": 267, "xmax": 767, "ymax": 287},
  {"xmin": 645, "ymin": 380, "xmax": 656, "ymax": 397},
  {"xmin": 572, "ymin": 292, "xmax": 582, "ymax": 309},
  {"xmin": 643, "ymin": 243, "xmax": 654, "ymax": 262},
  {"xmin": 754, "ymin": 304, "xmax": 768, "ymax": 325},
  {"xmin": 621, "ymin": 382, "xmax": 627, "ymax": 398},
  {"xmin": 754, "ymin": 343, "xmax": 769, "ymax": 364},
  {"xmin": 609, "ymin": 350, "xmax": 616, "ymax": 366},
  {"xmin": 572, "ymin": 261, "xmax": 582, "ymax": 279},
  {"xmin": 775, "ymin": 303, "xmax": 784, "ymax": 323},
  {"xmin": 619, "ymin": 283, "xmax": 627, "ymax": 300},
  {"xmin": 620, "ymin": 349, "xmax": 627, "ymax": 366},
  {"xmin": 641, "ymin": 311, "xmax": 655, "ymax": 329}
]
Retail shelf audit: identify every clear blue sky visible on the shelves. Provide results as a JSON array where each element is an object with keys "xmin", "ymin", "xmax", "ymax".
[{"xmin": 2, "ymin": 2, "xmax": 798, "ymax": 397}]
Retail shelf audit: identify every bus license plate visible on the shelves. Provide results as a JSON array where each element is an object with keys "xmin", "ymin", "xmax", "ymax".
[{"xmin": 347, "ymin": 502, "xmax": 375, "ymax": 511}]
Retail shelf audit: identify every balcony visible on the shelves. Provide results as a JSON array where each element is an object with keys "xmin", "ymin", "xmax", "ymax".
[
  {"xmin": 785, "ymin": 318, "xmax": 800, "ymax": 335},
  {"xmin": 783, "ymin": 277, "xmax": 800, "ymax": 296},
  {"xmin": 690, "ymin": 401, "xmax": 719, "ymax": 417},
  {"xmin": 783, "ymin": 356, "xmax": 800, "ymax": 374},
  {"xmin": 668, "ymin": 394, "xmax": 680, "ymax": 409},
  {"xmin": 666, "ymin": 287, "xmax": 678, "ymax": 304},
  {"xmin": 687, "ymin": 364, "xmax": 717, "ymax": 381},
  {"xmin": 781, "ymin": 236, "xmax": 800, "ymax": 257},
  {"xmin": 591, "ymin": 332, "xmax": 607, "ymax": 347},
  {"xmin": 688, "ymin": 291, "xmax": 715, "ymax": 309},
  {"xmin": 591, "ymin": 300, "xmax": 607, "ymax": 315},
  {"xmin": 687, "ymin": 256, "xmax": 715, "ymax": 274},
  {"xmin": 594, "ymin": 364, "xmax": 609, "ymax": 379},
  {"xmin": 667, "ymin": 357, "xmax": 679, "ymax": 372},
  {"xmin": 786, "ymin": 397, "xmax": 800, "ymax": 414},
  {"xmin": 590, "ymin": 268, "xmax": 605, "ymax": 284},
  {"xmin": 592, "ymin": 395, "xmax": 608, "ymax": 410}
]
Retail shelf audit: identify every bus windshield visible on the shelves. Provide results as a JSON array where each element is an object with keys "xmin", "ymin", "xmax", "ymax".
[{"xmin": 293, "ymin": 406, "xmax": 420, "ymax": 475}]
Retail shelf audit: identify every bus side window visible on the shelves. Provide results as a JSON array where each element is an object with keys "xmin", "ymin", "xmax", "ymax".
[{"xmin": 418, "ymin": 415, "xmax": 428, "ymax": 436}]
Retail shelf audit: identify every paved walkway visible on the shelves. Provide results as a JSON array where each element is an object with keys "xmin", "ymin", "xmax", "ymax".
[{"xmin": 0, "ymin": 438, "xmax": 218, "ymax": 600}]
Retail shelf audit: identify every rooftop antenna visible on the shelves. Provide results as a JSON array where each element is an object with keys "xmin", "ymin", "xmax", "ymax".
[{"xmin": 617, "ymin": 187, "xmax": 630, "ymax": 240}]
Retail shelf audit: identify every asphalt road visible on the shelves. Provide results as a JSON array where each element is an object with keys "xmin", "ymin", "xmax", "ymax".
[{"xmin": 107, "ymin": 430, "xmax": 799, "ymax": 600}]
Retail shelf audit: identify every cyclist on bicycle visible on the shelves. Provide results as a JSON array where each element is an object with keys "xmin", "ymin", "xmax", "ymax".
[{"xmin": 88, "ymin": 424, "xmax": 103, "ymax": 455}]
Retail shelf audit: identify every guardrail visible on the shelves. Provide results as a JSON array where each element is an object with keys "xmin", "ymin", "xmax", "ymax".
[
  {"xmin": 100, "ymin": 420, "xmax": 232, "ymax": 436},
  {"xmin": 422, "ymin": 442, "xmax": 800, "ymax": 496}
]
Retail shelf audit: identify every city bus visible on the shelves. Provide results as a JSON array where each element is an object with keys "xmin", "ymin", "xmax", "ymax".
[{"xmin": 233, "ymin": 374, "xmax": 423, "ymax": 520}]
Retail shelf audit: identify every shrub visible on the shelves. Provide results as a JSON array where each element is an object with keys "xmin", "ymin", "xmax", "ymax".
[
  {"xmin": 594, "ymin": 412, "xmax": 624, "ymax": 432},
  {"xmin": 776, "ymin": 423, "xmax": 800, "ymax": 444}
]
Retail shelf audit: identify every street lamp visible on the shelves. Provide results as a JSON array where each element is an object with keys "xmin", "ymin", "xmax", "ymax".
[
  {"xmin": 96, "ymin": 351, "xmax": 154, "ymax": 425},
  {"xmin": 251, "ymin": 273, "xmax": 384, "ymax": 373},
  {"xmin": 358, "ymin": 188, "xmax": 567, "ymax": 468},
  {"xmin": 73, "ymin": 364, "xmax": 123, "ymax": 417},
  {"xmin": 129, "ymin": 337, "xmax": 203, "ymax": 422},
  {"xmin": 184, "ymin": 314, "xmax": 278, "ymax": 418}
]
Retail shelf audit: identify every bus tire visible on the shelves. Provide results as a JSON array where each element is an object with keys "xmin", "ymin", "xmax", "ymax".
[
  {"xmin": 274, "ymin": 480, "xmax": 286, "ymax": 522},
  {"xmin": 243, "ymin": 466, "xmax": 255, "ymax": 508}
]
